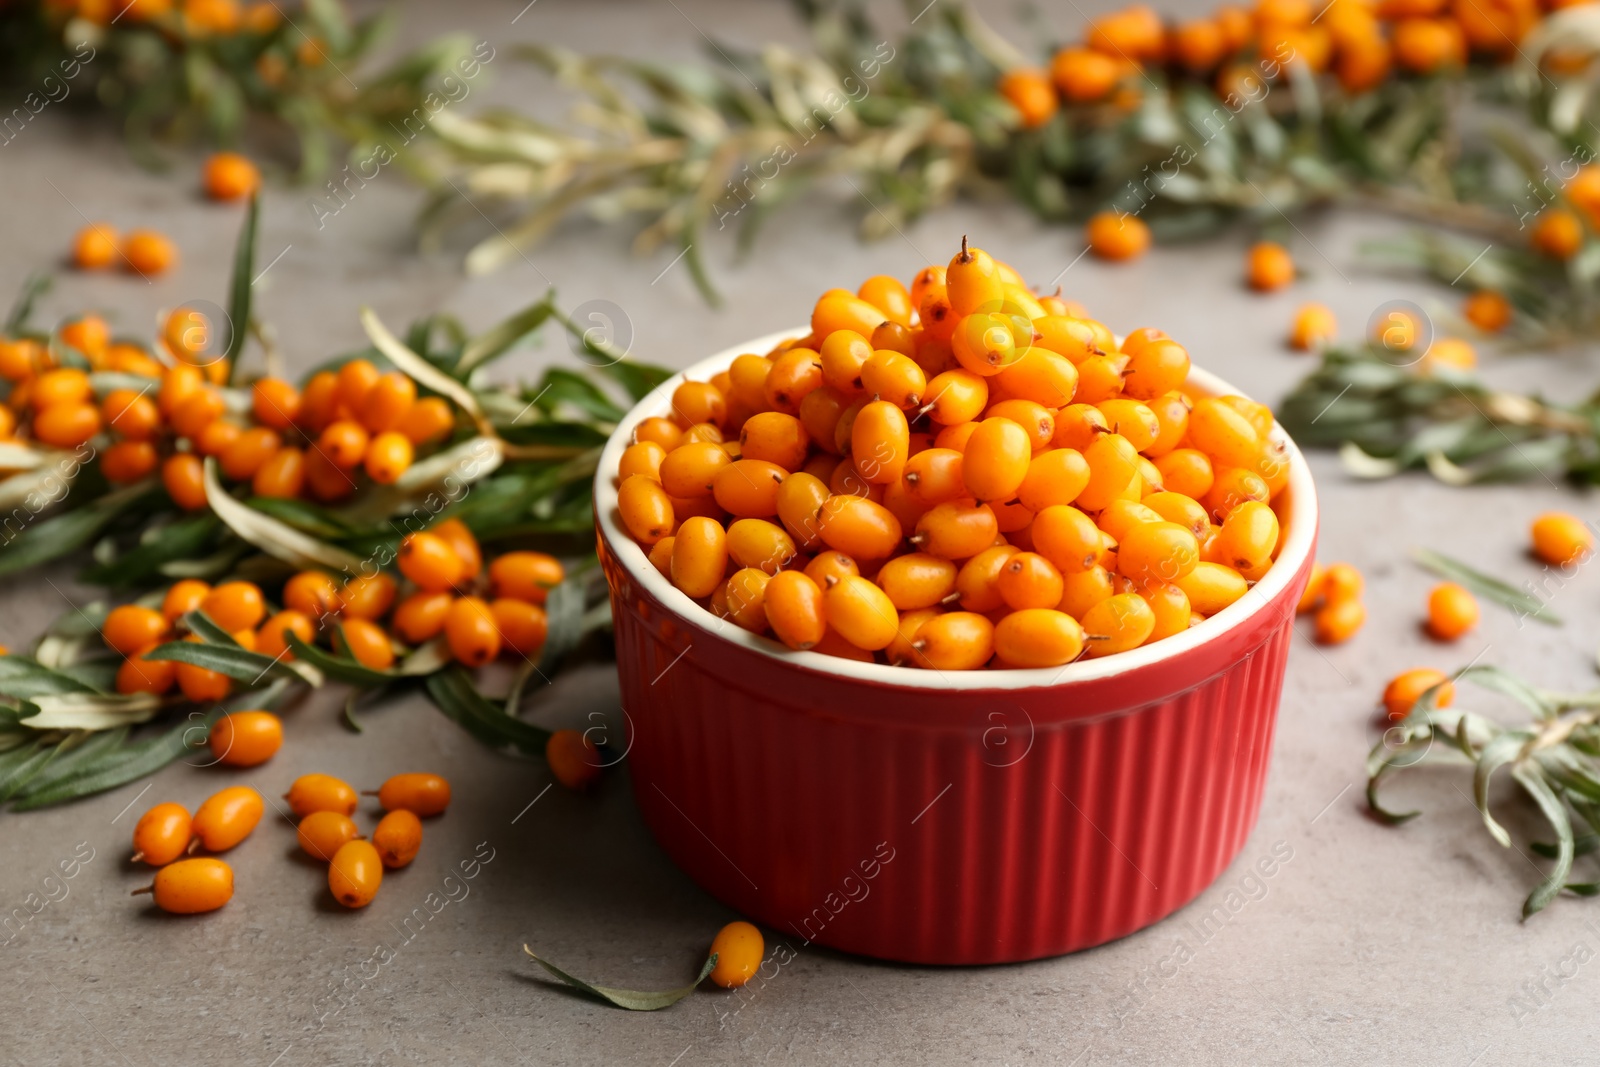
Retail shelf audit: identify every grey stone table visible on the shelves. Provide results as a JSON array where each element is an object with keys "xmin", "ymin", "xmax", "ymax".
[{"xmin": 2, "ymin": 1, "xmax": 1598, "ymax": 1063}]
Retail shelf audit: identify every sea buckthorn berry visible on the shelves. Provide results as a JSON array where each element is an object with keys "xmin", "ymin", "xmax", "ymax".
[
  {"xmin": 1028, "ymin": 505, "xmax": 1099, "ymax": 575},
  {"xmin": 121, "ymin": 229, "xmax": 177, "ymax": 276},
  {"xmin": 850, "ymin": 400, "xmax": 910, "ymax": 485},
  {"xmin": 1531, "ymin": 208, "xmax": 1583, "ymax": 260},
  {"xmin": 805, "ymin": 551, "xmax": 859, "ymax": 587},
  {"xmin": 739, "ymin": 412, "xmax": 810, "ymax": 471},
  {"xmin": 1153, "ymin": 449, "xmax": 1213, "ymax": 500},
  {"xmin": 1095, "ymin": 399, "xmax": 1160, "ymax": 453},
  {"xmin": 1075, "ymin": 355, "xmax": 1129, "ymax": 410},
  {"xmin": 934, "ymin": 422, "xmax": 980, "ymax": 453},
  {"xmin": 721, "ymin": 568, "xmax": 772, "ymax": 633},
  {"xmin": 372, "ymin": 809, "xmax": 423, "ymax": 869},
  {"xmin": 1086, "ymin": 211, "xmax": 1151, "ymax": 261},
  {"xmin": 1140, "ymin": 580, "xmax": 1192, "ymax": 641},
  {"xmin": 257, "ymin": 610, "xmax": 314, "ymax": 659},
  {"xmin": 305, "ymin": 446, "xmax": 357, "ymax": 501},
  {"xmin": 318, "ymin": 419, "xmax": 370, "ymax": 468},
  {"xmin": 284, "ymin": 570, "xmax": 340, "ymax": 620},
  {"xmin": 952, "ymin": 313, "xmax": 1023, "ymax": 376},
  {"xmin": 1187, "ymin": 398, "xmax": 1261, "ymax": 468},
  {"xmin": 546, "ymin": 729, "xmax": 603, "ymax": 790},
  {"xmin": 208, "ymin": 710, "xmax": 282, "ymax": 767},
  {"xmin": 33, "ymin": 368, "xmax": 92, "ymax": 409},
  {"xmin": 287, "ymin": 774, "xmax": 358, "ymax": 818},
  {"xmin": 763, "ymin": 349, "xmax": 824, "ymax": 414},
  {"xmin": 137, "ymin": 858, "xmax": 233, "ymax": 914},
  {"xmin": 360, "ymin": 372, "xmax": 416, "ymax": 433},
  {"xmin": 877, "ymin": 553, "xmax": 959, "ymax": 610},
  {"xmin": 1314, "ymin": 597, "xmax": 1366, "ymax": 644},
  {"xmin": 336, "ymin": 358, "xmax": 381, "ymax": 413},
  {"xmin": 764, "ymin": 570, "xmax": 827, "ymax": 650},
  {"xmin": 1016, "ymin": 449, "xmax": 1089, "ymax": 512},
  {"xmin": 298, "ymin": 810, "xmax": 362, "ymax": 861},
  {"xmin": 999, "ymin": 67, "xmax": 1059, "ymax": 128},
  {"xmin": 1383, "ymin": 668, "xmax": 1455, "ymax": 722},
  {"xmin": 1422, "ymin": 337, "xmax": 1476, "ymax": 373},
  {"xmin": 647, "ymin": 538, "xmax": 675, "ymax": 577},
  {"xmin": 614, "ymin": 474, "xmax": 677, "ymax": 545},
  {"xmin": 1081, "ymin": 593, "xmax": 1156, "ymax": 657},
  {"xmin": 986, "ymin": 399, "xmax": 1055, "ymax": 451},
  {"xmin": 820, "ymin": 330, "xmax": 873, "ymax": 394},
  {"xmin": 202, "ymin": 151, "xmax": 260, "ymax": 200},
  {"xmin": 1321, "ymin": 562, "xmax": 1363, "ymax": 604},
  {"xmin": 339, "ymin": 618, "xmax": 396, "ymax": 670},
  {"xmin": 1143, "ymin": 393, "xmax": 1189, "ymax": 457},
  {"xmin": 633, "ymin": 417, "xmax": 682, "ymax": 452},
  {"xmin": 728, "ymin": 353, "xmax": 774, "ymax": 409},
  {"xmin": 1463, "ymin": 290, "xmax": 1512, "ymax": 334},
  {"xmin": 160, "ymin": 579, "xmax": 209, "ymax": 622},
  {"xmin": 1531, "ymin": 512, "xmax": 1593, "ymax": 566},
  {"xmin": 489, "ymin": 552, "xmax": 564, "ymax": 604},
  {"xmin": 1122, "ymin": 340, "xmax": 1190, "ymax": 401},
  {"xmin": 192, "ymin": 786, "xmax": 264, "ymax": 852},
  {"xmin": 220, "ymin": 426, "xmax": 281, "ymax": 481},
  {"xmin": 812, "ymin": 293, "xmax": 887, "ymax": 339},
  {"xmin": 912, "ymin": 500, "xmax": 998, "ymax": 560},
  {"xmin": 1296, "ymin": 562, "xmax": 1326, "ymax": 615},
  {"xmin": 1051, "ymin": 404, "xmax": 1110, "ymax": 452},
  {"xmin": 1033, "ymin": 317, "xmax": 1101, "ymax": 365},
  {"xmin": 444, "ymin": 597, "xmax": 501, "ymax": 666},
  {"xmin": 375, "ymin": 772, "xmax": 452, "ymax": 817},
  {"xmin": 922, "ymin": 369, "xmax": 990, "ymax": 426},
  {"xmin": 709, "ymin": 921, "xmax": 766, "ymax": 989},
  {"xmin": 822, "ymin": 574, "xmax": 899, "ymax": 651},
  {"xmin": 399, "ymin": 396, "xmax": 455, "ymax": 445},
  {"xmin": 1142, "ymin": 492, "xmax": 1210, "ymax": 540},
  {"xmin": 132, "ymin": 802, "xmax": 192, "ymax": 866},
  {"xmin": 860, "ymin": 274, "xmax": 914, "ymax": 325},
  {"xmin": 911, "ymin": 611, "xmax": 995, "ymax": 670},
  {"xmin": 177, "ymin": 660, "xmax": 231, "ymax": 702},
  {"xmin": 117, "ymin": 649, "xmax": 177, "ymax": 694},
  {"xmin": 726, "ymin": 518, "xmax": 797, "ymax": 575},
  {"xmin": 671, "ymin": 380, "xmax": 728, "ymax": 429},
  {"xmin": 1426, "ymin": 582, "xmax": 1479, "ymax": 641},
  {"xmin": 1058, "ymin": 565, "xmax": 1116, "ymax": 618},
  {"xmin": 994, "ymin": 609, "xmax": 1085, "ymax": 667},
  {"xmin": 1075, "ymin": 433, "xmax": 1140, "ymax": 512},
  {"xmin": 1202, "ymin": 467, "xmax": 1270, "ymax": 522},
  {"xmin": 1246, "ymin": 241, "xmax": 1295, "ymax": 291},
  {"xmin": 1289, "ymin": 303, "xmax": 1337, "ymax": 350},
  {"xmin": 1117, "ymin": 522, "xmax": 1201, "ymax": 584},
  {"xmin": 775, "ymin": 471, "xmax": 830, "ymax": 550},
  {"xmin": 947, "ymin": 238, "xmax": 1006, "ymax": 316},
  {"xmin": 1099, "ymin": 499, "xmax": 1162, "ymax": 545},
  {"xmin": 364, "ymin": 431, "xmax": 413, "ymax": 484},
  {"xmin": 1214, "ymin": 501, "xmax": 1280, "ymax": 572},
  {"xmin": 799, "ymin": 386, "xmax": 848, "ymax": 450},
  {"xmin": 671, "ymin": 516, "xmax": 730, "ymax": 598},
  {"xmin": 962, "ymin": 417, "xmax": 1032, "ymax": 502},
  {"xmin": 712, "ymin": 459, "xmax": 787, "ymax": 518},
  {"xmin": 34, "ymin": 402, "xmax": 101, "ymax": 448},
  {"xmin": 295, "ymin": 369, "xmax": 339, "ymax": 431},
  {"xmin": 1393, "ymin": 15, "xmax": 1466, "ymax": 72},
  {"xmin": 202, "ymin": 581, "xmax": 266, "ymax": 631},
  {"xmin": 861, "ymin": 350, "xmax": 927, "ymax": 410},
  {"xmin": 1176, "ymin": 561, "xmax": 1249, "ymax": 616},
  {"xmin": 72, "ymin": 222, "xmax": 119, "ymax": 269},
  {"xmin": 392, "ymin": 592, "xmax": 452, "ymax": 644},
  {"xmin": 103, "ymin": 604, "xmax": 169, "ymax": 656},
  {"xmin": 1052, "ymin": 46, "xmax": 1120, "ymax": 102},
  {"xmin": 98, "ymin": 439, "xmax": 157, "ymax": 484},
  {"xmin": 997, "ymin": 552, "xmax": 1065, "ymax": 611},
  {"xmin": 163, "ymin": 307, "xmax": 213, "ymax": 366},
  {"xmin": 659, "ymin": 440, "xmax": 732, "ymax": 498},
  {"xmin": 329, "ymin": 840, "xmax": 384, "ymax": 908},
  {"xmin": 253, "ymin": 446, "xmax": 305, "ymax": 499},
  {"xmin": 885, "ymin": 608, "xmax": 939, "ymax": 666},
  {"xmin": 903, "ymin": 448, "xmax": 967, "ymax": 507},
  {"xmin": 818, "ymin": 495, "xmax": 903, "ymax": 559},
  {"xmin": 619, "ymin": 440, "xmax": 667, "ymax": 482},
  {"xmin": 996, "ymin": 348, "xmax": 1079, "ymax": 408}
]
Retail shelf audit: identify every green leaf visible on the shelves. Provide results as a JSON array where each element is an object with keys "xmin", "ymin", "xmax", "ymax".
[
  {"xmin": 1457, "ymin": 664, "xmax": 1556, "ymax": 720},
  {"xmin": 598, "ymin": 360, "xmax": 674, "ymax": 404},
  {"xmin": 0, "ymin": 484, "xmax": 158, "ymax": 579},
  {"xmin": 80, "ymin": 514, "xmax": 222, "ymax": 586},
  {"xmin": 0, "ymin": 655, "xmax": 101, "ymax": 700},
  {"xmin": 1413, "ymin": 548, "xmax": 1560, "ymax": 626},
  {"xmin": 456, "ymin": 295, "xmax": 555, "ymax": 375},
  {"xmin": 520, "ymin": 945, "xmax": 715, "ymax": 1011},
  {"xmin": 225, "ymin": 194, "xmax": 259, "ymax": 376},
  {"xmin": 425, "ymin": 668, "xmax": 550, "ymax": 755},
  {"xmin": 1532, "ymin": 833, "xmax": 1600, "ymax": 859},
  {"xmin": 1512, "ymin": 763, "xmax": 1574, "ymax": 918},
  {"xmin": 285, "ymin": 632, "xmax": 398, "ymax": 687},
  {"xmin": 1474, "ymin": 730, "xmax": 1534, "ymax": 848},
  {"xmin": 536, "ymin": 577, "xmax": 587, "ymax": 678},
  {"xmin": 141, "ymin": 640, "xmax": 314, "ymax": 688},
  {"xmin": 204, "ymin": 459, "xmax": 364, "ymax": 574},
  {"xmin": 5, "ymin": 271, "xmax": 51, "ymax": 334}
]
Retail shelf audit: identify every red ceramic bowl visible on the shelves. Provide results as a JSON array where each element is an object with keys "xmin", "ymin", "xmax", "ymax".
[{"xmin": 595, "ymin": 331, "xmax": 1318, "ymax": 965}]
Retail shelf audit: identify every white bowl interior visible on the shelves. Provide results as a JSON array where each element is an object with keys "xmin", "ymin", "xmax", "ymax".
[{"xmin": 594, "ymin": 329, "xmax": 1319, "ymax": 691}]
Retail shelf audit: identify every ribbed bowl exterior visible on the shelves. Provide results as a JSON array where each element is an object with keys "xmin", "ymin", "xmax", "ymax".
[
  {"xmin": 599, "ymin": 533, "xmax": 1312, "ymax": 965},
  {"xmin": 594, "ymin": 332, "xmax": 1317, "ymax": 964}
]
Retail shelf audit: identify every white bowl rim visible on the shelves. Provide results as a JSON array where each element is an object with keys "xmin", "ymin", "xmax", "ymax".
[{"xmin": 594, "ymin": 329, "xmax": 1319, "ymax": 691}]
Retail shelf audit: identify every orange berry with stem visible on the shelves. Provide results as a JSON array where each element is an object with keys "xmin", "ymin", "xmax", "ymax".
[
  {"xmin": 910, "ymin": 611, "xmax": 996, "ymax": 670},
  {"xmin": 132, "ymin": 802, "xmax": 191, "ymax": 865},
  {"xmin": 445, "ymin": 596, "xmax": 500, "ymax": 666},
  {"xmin": 285, "ymin": 773, "xmax": 358, "ymax": 817},
  {"xmin": 547, "ymin": 729, "xmax": 603, "ymax": 790},
  {"xmin": 1426, "ymin": 582, "xmax": 1479, "ymax": 640},
  {"xmin": 191, "ymin": 785, "xmax": 263, "ymax": 852},
  {"xmin": 374, "ymin": 772, "xmax": 452, "ymax": 816},
  {"xmin": 328, "ymin": 840, "xmax": 383, "ymax": 909},
  {"xmin": 121, "ymin": 229, "xmax": 177, "ymax": 276},
  {"xmin": 491, "ymin": 598, "xmax": 549, "ymax": 656},
  {"xmin": 1246, "ymin": 241, "xmax": 1295, "ymax": 291},
  {"xmin": 1081, "ymin": 592, "xmax": 1156, "ymax": 656},
  {"xmin": 103, "ymin": 605, "xmax": 169, "ymax": 656},
  {"xmin": 372, "ymin": 809, "xmax": 423, "ymax": 869},
  {"xmin": 876, "ymin": 553, "xmax": 959, "ymax": 610},
  {"xmin": 993, "ymin": 608, "xmax": 1086, "ymax": 668},
  {"xmin": 618, "ymin": 474, "xmax": 675, "ymax": 544},
  {"xmin": 338, "ymin": 618, "xmax": 395, "ymax": 670},
  {"xmin": 398, "ymin": 531, "xmax": 464, "ymax": 592},
  {"xmin": 208, "ymin": 710, "xmax": 282, "ymax": 767},
  {"xmin": 135, "ymin": 858, "xmax": 233, "ymax": 914},
  {"xmin": 1085, "ymin": 211, "xmax": 1150, "ymax": 261},
  {"xmin": 1383, "ymin": 668, "xmax": 1455, "ymax": 721},
  {"xmin": 822, "ymin": 574, "xmax": 899, "ymax": 651},
  {"xmin": 201, "ymin": 151, "xmax": 260, "ymax": 201},
  {"xmin": 997, "ymin": 551, "xmax": 1066, "ymax": 611},
  {"xmin": 72, "ymin": 222, "xmax": 119, "ymax": 270},
  {"xmin": 1118, "ymin": 521, "xmax": 1202, "ymax": 583},
  {"xmin": 709, "ymin": 921, "xmax": 766, "ymax": 989},
  {"xmin": 297, "ymin": 810, "xmax": 362, "ymax": 861}
]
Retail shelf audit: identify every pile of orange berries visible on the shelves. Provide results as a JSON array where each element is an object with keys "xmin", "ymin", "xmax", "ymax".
[
  {"xmin": 129, "ymin": 771, "xmax": 449, "ymax": 914},
  {"xmin": 1295, "ymin": 561, "xmax": 1366, "ymax": 644},
  {"xmin": 108, "ymin": 527, "xmax": 567, "ymax": 696},
  {"xmin": 614, "ymin": 238, "xmax": 1296, "ymax": 670},
  {"xmin": 70, "ymin": 224, "xmax": 177, "ymax": 277}
]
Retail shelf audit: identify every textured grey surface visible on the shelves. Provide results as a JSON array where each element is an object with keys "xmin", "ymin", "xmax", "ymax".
[{"xmin": 2, "ymin": 1, "xmax": 1600, "ymax": 1064}]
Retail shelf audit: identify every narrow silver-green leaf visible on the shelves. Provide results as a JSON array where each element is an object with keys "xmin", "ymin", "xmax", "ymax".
[
  {"xmin": 521, "ymin": 945, "xmax": 715, "ymax": 1011},
  {"xmin": 1413, "ymin": 548, "xmax": 1560, "ymax": 626}
]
